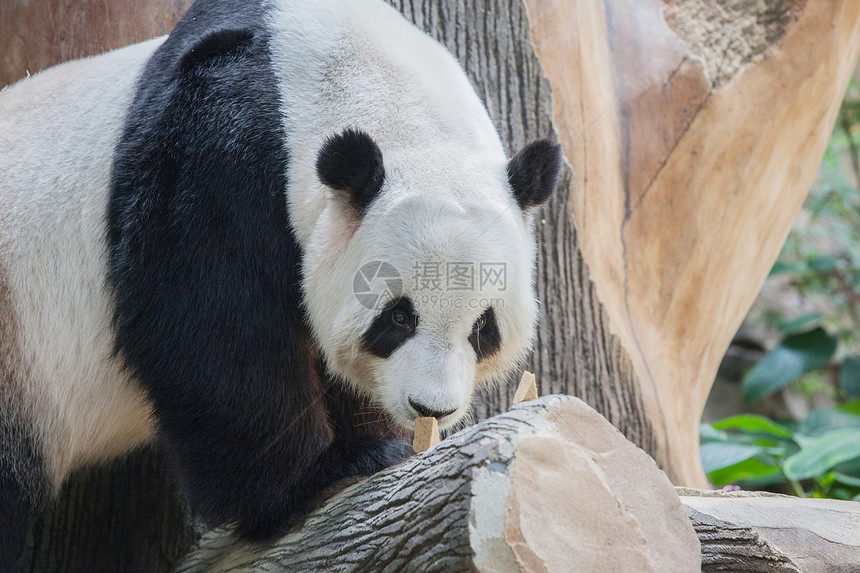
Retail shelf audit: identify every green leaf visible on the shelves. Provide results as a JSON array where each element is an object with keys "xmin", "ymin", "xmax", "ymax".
[
  {"xmin": 834, "ymin": 455, "xmax": 860, "ymax": 475},
  {"xmin": 833, "ymin": 471, "xmax": 860, "ymax": 488},
  {"xmin": 840, "ymin": 355, "xmax": 860, "ymax": 398},
  {"xmin": 777, "ymin": 313, "xmax": 822, "ymax": 334},
  {"xmin": 700, "ymin": 442, "xmax": 762, "ymax": 473},
  {"xmin": 741, "ymin": 328, "xmax": 838, "ymax": 404},
  {"xmin": 769, "ymin": 261, "xmax": 806, "ymax": 276},
  {"xmin": 712, "ymin": 414, "xmax": 793, "ymax": 439},
  {"xmin": 799, "ymin": 409, "xmax": 860, "ymax": 436},
  {"xmin": 807, "ymin": 255, "xmax": 838, "ymax": 272},
  {"xmin": 783, "ymin": 428, "xmax": 860, "ymax": 480},
  {"xmin": 839, "ymin": 398, "xmax": 860, "ymax": 415},
  {"xmin": 707, "ymin": 456, "xmax": 782, "ymax": 488},
  {"xmin": 699, "ymin": 424, "xmax": 728, "ymax": 443}
]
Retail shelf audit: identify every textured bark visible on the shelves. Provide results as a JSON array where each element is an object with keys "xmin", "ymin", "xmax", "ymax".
[
  {"xmin": 0, "ymin": 0, "xmax": 195, "ymax": 89},
  {"xmin": 523, "ymin": 0, "xmax": 860, "ymax": 486},
  {"xmin": 679, "ymin": 489, "xmax": 860, "ymax": 573},
  {"xmin": 177, "ymin": 396, "xmax": 700, "ymax": 573}
]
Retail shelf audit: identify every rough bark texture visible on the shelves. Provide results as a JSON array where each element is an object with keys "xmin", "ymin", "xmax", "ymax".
[
  {"xmin": 177, "ymin": 396, "xmax": 700, "ymax": 573},
  {"xmin": 679, "ymin": 488, "xmax": 860, "ymax": 573},
  {"xmin": 522, "ymin": 0, "xmax": 860, "ymax": 486},
  {"xmin": 0, "ymin": 0, "xmax": 195, "ymax": 89}
]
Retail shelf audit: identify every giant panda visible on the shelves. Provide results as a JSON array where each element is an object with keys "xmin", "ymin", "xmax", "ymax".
[{"xmin": 0, "ymin": 0, "xmax": 562, "ymax": 566}]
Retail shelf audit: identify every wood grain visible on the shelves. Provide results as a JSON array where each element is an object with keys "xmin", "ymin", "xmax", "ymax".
[
  {"xmin": 0, "ymin": 0, "xmax": 194, "ymax": 88},
  {"xmin": 523, "ymin": 0, "xmax": 860, "ymax": 485},
  {"xmin": 680, "ymin": 489, "xmax": 860, "ymax": 572}
]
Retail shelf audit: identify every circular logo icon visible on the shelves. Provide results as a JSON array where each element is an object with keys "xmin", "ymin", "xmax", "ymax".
[{"xmin": 353, "ymin": 261, "xmax": 403, "ymax": 310}]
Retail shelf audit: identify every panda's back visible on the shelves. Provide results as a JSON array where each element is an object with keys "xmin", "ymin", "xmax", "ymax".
[{"xmin": 0, "ymin": 38, "xmax": 163, "ymax": 486}]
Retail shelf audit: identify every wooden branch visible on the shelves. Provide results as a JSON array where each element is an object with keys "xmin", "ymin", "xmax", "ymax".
[
  {"xmin": 679, "ymin": 488, "xmax": 860, "ymax": 572},
  {"xmin": 178, "ymin": 396, "xmax": 700, "ymax": 572}
]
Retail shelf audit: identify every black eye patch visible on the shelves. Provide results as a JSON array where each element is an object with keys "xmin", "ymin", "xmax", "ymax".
[
  {"xmin": 361, "ymin": 298, "xmax": 419, "ymax": 359},
  {"xmin": 468, "ymin": 307, "xmax": 501, "ymax": 362}
]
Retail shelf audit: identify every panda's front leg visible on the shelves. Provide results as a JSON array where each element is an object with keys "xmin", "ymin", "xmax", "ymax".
[
  {"xmin": 144, "ymin": 338, "xmax": 411, "ymax": 543},
  {"xmin": 230, "ymin": 434, "xmax": 412, "ymax": 541}
]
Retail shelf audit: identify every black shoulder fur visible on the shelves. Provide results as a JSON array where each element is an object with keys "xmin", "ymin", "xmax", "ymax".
[{"xmin": 108, "ymin": 0, "xmax": 408, "ymax": 541}]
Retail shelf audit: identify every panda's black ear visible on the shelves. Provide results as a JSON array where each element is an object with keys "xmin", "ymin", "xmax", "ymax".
[
  {"xmin": 507, "ymin": 139, "xmax": 563, "ymax": 211},
  {"xmin": 316, "ymin": 129, "xmax": 386, "ymax": 216},
  {"xmin": 177, "ymin": 28, "xmax": 256, "ymax": 74}
]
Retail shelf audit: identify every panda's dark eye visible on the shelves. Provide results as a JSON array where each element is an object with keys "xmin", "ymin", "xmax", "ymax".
[
  {"xmin": 392, "ymin": 309, "xmax": 410, "ymax": 327},
  {"xmin": 362, "ymin": 298, "xmax": 419, "ymax": 359},
  {"xmin": 472, "ymin": 314, "xmax": 486, "ymax": 331},
  {"xmin": 468, "ymin": 308, "xmax": 501, "ymax": 362}
]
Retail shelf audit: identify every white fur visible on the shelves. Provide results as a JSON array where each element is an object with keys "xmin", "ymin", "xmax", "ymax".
[
  {"xmin": 267, "ymin": 1, "xmax": 541, "ymax": 429},
  {"xmin": 0, "ymin": 38, "xmax": 165, "ymax": 488}
]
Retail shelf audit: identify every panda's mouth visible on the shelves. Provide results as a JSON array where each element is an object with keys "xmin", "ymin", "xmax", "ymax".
[{"xmin": 407, "ymin": 396, "xmax": 458, "ymax": 421}]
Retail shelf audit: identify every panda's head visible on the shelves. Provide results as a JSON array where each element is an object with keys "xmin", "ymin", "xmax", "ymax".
[{"xmin": 304, "ymin": 128, "xmax": 562, "ymax": 430}]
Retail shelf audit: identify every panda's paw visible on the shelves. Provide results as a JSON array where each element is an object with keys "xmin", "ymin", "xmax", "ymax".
[
  {"xmin": 334, "ymin": 435, "xmax": 413, "ymax": 479},
  {"xmin": 373, "ymin": 435, "xmax": 415, "ymax": 467}
]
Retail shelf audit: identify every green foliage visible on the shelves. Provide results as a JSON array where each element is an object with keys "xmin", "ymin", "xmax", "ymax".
[
  {"xmin": 700, "ymin": 409, "xmax": 860, "ymax": 499},
  {"xmin": 740, "ymin": 327, "xmax": 837, "ymax": 404}
]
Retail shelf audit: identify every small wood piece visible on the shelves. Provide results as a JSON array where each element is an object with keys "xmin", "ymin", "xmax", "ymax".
[
  {"xmin": 412, "ymin": 417, "xmax": 440, "ymax": 453},
  {"xmin": 512, "ymin": 371, "xmax": 539, "ymax": 404}
]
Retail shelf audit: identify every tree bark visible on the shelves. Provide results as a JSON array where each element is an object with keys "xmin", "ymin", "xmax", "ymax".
[
  {"xmin": 679, "ymin": 489, "xmax": 860, "ymax": 572},
  {"xmin": 0, "ymin": 0, "xmax": 194, "ymax": 89},
  {"xmin": 177, "ymin": 396, "xmax": 700, "ymax": 573},
  {"xmin": 522, "ymin": 0, "xmax": 860, "ymax": 486}
]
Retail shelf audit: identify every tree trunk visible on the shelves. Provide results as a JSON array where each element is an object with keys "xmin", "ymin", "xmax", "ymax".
[
  {"xmin": 177, "ymin": 396, "xmax": 700, "ymax": 573},
  {"xmin": 523, "ymin": 0, "xmax": 860, "ymax": 486},
  {"xmin": 0, "ymin": 0, "xmax": 194, "ymax": 89}
]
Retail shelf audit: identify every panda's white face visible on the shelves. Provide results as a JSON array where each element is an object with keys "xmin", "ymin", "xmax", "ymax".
[
  {"xmin": 303, "ymin": 133, "xmax": 559, "ymax": 431},
  {"xmin": 340, "ymin": 196, "xmax": 536, "ymax": 429}
]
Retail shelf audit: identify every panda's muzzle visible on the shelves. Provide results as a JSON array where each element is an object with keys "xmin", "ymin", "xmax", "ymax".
[{"xmin": 408, "ymin": 396, "xmax": 457, "ymax": 420}]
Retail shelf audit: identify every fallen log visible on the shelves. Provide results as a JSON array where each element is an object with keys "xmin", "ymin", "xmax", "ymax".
[
  {"xmin": 178, "ymin": 396, "xmax": 700, "ymax": 572},
  {"xmin": 679, "ymin": 488, "xmax": 860, "ymax": 573}
]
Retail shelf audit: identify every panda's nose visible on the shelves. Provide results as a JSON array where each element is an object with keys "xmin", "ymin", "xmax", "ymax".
[{"xmin": 408, "ymin": 396, "xmax": 457, "ymax": 419}]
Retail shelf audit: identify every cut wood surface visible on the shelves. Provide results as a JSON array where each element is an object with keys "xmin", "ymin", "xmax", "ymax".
[
  {"xmin": 523, "ymin": 0, "xmax": 860, "ymax": 486},
  {"xmin": 178, "ymin": 396, "xmax": 700, "ymax": 573},
  {"xmin": 412, "ymin": 417, "xmax": 440, "ymax": 453},
  {"xmin": 679, "ymin": 488, "xmax": 860, "ymax": 573},
  {"xmin": 512, "ymin": 371, "xmax": 539, "ymax": 404}
]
